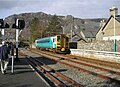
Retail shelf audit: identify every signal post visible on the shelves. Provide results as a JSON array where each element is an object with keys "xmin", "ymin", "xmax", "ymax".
[{"xmin": 0, "ymin": 18, "xmax": 25, "ymax": 73}]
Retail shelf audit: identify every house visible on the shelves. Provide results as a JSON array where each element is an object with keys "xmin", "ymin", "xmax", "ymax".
[
  {"xmin": 96, "ymin": 6, "xmax": 120, "ymax": 41},
  {"xmin": 63, "ymin": 15, "xmax": 101, "ymax": 42}
]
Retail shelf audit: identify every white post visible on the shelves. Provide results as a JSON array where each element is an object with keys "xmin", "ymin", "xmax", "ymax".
[
  {"xmin": 11, "ymin": 56, "xmax": 14, "ymax": 73},
  {"xmin": 62, "ymin": 26, "xmax": 64, "ymax": 34},
  {"xmin": 70, "ymin": 28, "xmax": 72, "ymax": 42},
  {"xmin": 61, "ymin": 26, "xmax": 64, "ymax": 34},
  {"xmin": 16, "ymin": 29, "xmax": 19, "ymax": 59},
  {"xmin": 1, "ymin": 28, "xmax": 5, "ymax": 44}
]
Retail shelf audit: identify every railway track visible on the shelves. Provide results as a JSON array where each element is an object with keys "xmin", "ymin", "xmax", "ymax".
[
  {"xmin": 65, "ymin": 54, "xmax": 120, "ymax": 69},
  {"xmin": 29, "ymin": 49, "xmax": 120, "ymax": 86},
  {"xmin": 18, "ymin": 51, "xmax": 82, "ymax": 87}
]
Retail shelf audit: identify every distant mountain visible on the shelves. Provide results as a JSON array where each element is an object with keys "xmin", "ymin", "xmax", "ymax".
[{"xmin": 4, "ymin": 12, "xmax": 107, "ymax": 41}]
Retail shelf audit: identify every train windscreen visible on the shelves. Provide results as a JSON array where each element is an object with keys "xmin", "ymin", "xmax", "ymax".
[
  {"xmin": 57, "ymin": 36, "xmax": 61, "ymax": 42},
  {"xmin": 57, "ymin": 35, "xmax": 61, "ymax": 46}
]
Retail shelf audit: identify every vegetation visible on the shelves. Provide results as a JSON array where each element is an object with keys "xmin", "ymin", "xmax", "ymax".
[
  {"xmin": 30, "ymin": 17, "xmax": 46, "ymax": 45},
  {"xmin": 5, "ymin": 12, "xmax": 105, "ymax": 43},
  {"xmin": 46, "ymin": 15, "xmax": 62, "ymax": 36},
  {"xmin": 29, "ymin": 15, "xmax": 62, "ymax": 46}
]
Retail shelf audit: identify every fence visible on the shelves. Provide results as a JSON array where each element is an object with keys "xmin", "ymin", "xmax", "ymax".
[{"xmin": 70, "ymin": 49, "xmax": 120, "ymax": 63}]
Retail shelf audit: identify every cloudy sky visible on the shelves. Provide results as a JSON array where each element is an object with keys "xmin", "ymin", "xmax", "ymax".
[{"xmin": 0, "ymin": 0, "xmax": 120, "ymax": 19}]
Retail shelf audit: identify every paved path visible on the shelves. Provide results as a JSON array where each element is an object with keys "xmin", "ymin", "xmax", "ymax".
[{"xmin": 0, "ymin": 56, "xmax": 50, "ymax": 87}]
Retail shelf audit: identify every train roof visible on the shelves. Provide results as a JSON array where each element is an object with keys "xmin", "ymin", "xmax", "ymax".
[
  {"xmin": 36, "ymin": 36, "xmax": 56, "ymax": 41},
  {"xmin": 35, "ymin": 34, "xmax": 68, "ymax": 41}
]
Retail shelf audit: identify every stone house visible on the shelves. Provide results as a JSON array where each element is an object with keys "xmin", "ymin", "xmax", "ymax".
[
  {"xmin": 96, "ymin": 6, "xmax": 120, "ymax": 41},
  {"xmin": 69, "ymin": 21, "xmax": 99, "ymax": 42}
]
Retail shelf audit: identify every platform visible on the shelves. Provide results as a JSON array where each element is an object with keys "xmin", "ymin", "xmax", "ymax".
[
  {"xmin": 70, "ymin": 49, "xmax": 120, "ymax": 63},
  {"xmin": 0, "ymin": 56, "xmax": 50, "ymax": 87}
]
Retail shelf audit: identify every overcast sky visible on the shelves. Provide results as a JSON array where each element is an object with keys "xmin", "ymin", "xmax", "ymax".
[{"xmin": 0, "ymin": 0, "xmax": 120, "ymax": 19}]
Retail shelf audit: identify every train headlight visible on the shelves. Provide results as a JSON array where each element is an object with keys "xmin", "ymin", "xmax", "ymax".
[{"xmin": 61, "ymin": 48, "xmax": 65, "ymax": 51}]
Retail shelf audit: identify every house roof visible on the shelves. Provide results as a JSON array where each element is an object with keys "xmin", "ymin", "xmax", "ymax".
[
  {"xmin": 71, "ymin": 29, "xmax": 86, "ymax": 42},
  {"xmin": 102, "ymin": 15, "xmax": 120, "ymax": 31},
  {"xmin": 116, "ymin": 15, "xmax": 120, "ymax": 22},
  {"xmin": 83, "ymin": 30, "xmax": 98, "ymax": 38},
  {"xmin": 71, "ymin": 35, "xmax": 81, "ymax": 42},
  {"xmin": 65, "ymin": 18, "xmax": 104, "ymax": 42}
]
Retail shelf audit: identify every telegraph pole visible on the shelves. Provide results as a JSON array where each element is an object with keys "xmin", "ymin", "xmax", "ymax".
[{"xmin": 70, "ymin": 16, "xmax": 74, "ymax": 42}]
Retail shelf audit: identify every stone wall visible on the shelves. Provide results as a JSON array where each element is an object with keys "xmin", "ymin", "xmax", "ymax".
[{"xmin": 77, "ymin": 40, "xmax": 120, "ymax": 52}]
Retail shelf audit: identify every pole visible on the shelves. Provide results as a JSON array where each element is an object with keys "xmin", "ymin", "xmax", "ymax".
[
  {"xmin": 11, "ymin": 42, "xmax": 15, "ymax": 73},
  {"xmin": 70, "ymin": 29, "xmax": 72, "ymax": 42},
  {"xmin": 1, "ymin": 28, "xmax": 5, "ymax": 44},
  {"xmin": 16, "ymin": 29, "xmax": 19, "ymax": 60},
  {"xmin": 11, "ymin": 56, "xmax": 14, "ymax": 73},
  {"xmin": 114, "ymin": 10, "xmax": 116, "ymax": 52},
  {"xmin": 61, "ymin": 26, "xmax": 64, "ymax": 34},
  {"xmin": 70, "ymin": 17, "xmax": 74, "ymax": 42},
  {"xmin": 62, "ymin": 26, "xmax": 64, "ymax": 34}
]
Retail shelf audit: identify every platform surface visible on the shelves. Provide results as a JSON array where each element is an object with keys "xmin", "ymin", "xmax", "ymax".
[{"xmin": 0, "ymin": 56, "xmax": 50, "ymax": 87}]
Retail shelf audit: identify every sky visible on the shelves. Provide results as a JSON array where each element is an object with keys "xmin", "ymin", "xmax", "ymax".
[{"xmin": 0, "ymin": 0, "xmax": 120, "ymax": 19}]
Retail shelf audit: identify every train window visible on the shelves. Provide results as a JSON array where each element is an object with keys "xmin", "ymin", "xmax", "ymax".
[
  {"xmin": 57, "ymin": 36, "xmax": 61, "ymax": 42},
  {"xmin": 38, "ymin": 39, "xmax": 50, "ymax": 43},
  {"xmin": 66, "ymin": 37, "xmax": 69, "ymax": 42},
  {"xmin": 53, "ymin": 38, "xmax": 56, "ymax": 42}
]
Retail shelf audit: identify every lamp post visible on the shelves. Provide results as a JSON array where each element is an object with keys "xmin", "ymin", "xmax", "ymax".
[
  {"xmin": 114, "ymin": 10, "xmax": 116, "ymax": 52},
  {"xmin": 70, "ymin": 16, "xmax": 74, "ymax": 42},
  {"xmin": 61, "ymin": 26, "xmax": 64, "ymax": 34}
]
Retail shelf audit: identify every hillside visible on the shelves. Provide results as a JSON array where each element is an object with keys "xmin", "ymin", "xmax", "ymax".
[{"xmin": 4, "ymin": 12, "xmax": 107, "ymax": 41}]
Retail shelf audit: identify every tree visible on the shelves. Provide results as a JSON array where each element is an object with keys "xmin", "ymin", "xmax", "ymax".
[
  {"xmin": 30, "ymin": 17, "xmax": 46, "ymax": 45},
  {"xmin": 46, "ymin": 15, "xmax": 62, "ymax": 36}
]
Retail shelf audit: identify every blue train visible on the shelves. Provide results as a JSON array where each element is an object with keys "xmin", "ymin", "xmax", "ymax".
[{"xmin": 35, "ymin": 34, "xmax": 70, "ymax": 54}]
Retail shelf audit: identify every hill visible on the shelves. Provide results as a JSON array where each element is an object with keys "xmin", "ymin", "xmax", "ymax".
[{"xmin": 4, "ymin": 12, "xmax": 107, "ymax": 41}]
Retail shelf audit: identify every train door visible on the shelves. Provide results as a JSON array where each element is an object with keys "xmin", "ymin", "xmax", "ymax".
[
  {"xmin": 56, "ymin": 35, "xmax": 61, "ymax": 52},
  {"xmin": 57, "ymin": 34, "xmax": 66, "ymax": 52},
  {"xmin": 61, "ymin": 35, "xmax": 66, "ymax": 51},
  {"xmin": 52, "ymin": 37, "xmax": 56, "ymax": 48},
  {"xmin": 61, "ymin": 35, "xmax": 70, "ymax": 53},
  {"xmin": 66, "ymin": 36, "xmax": 69, "ymax": 49},
  {"xmin": 56, "ymin": 34, "xmax": 70, "ymax": 53}
]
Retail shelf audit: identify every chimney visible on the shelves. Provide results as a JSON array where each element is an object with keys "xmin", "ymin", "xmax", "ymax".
[
  {"xmin": 110, "ymin": 5, "xmax": 118, "ymax": 16},
  {"xmin": 100, "ymin": 20, "xmax": 105, "ymax": 27}
]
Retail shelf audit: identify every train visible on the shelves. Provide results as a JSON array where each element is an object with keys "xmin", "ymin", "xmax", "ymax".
[{"xmin": 35, "ymin": 34, "xmax": 71, "ymax": 54}]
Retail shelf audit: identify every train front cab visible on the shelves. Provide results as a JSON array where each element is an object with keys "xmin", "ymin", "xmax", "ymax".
[{"xmin": 56, "ymin": 34, "xmax": 70, "ymax": 54}]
